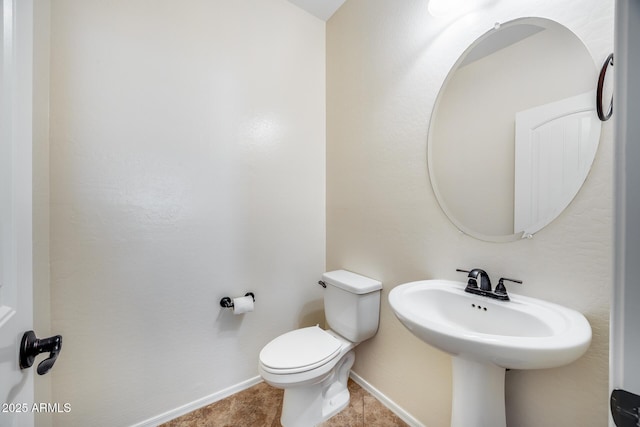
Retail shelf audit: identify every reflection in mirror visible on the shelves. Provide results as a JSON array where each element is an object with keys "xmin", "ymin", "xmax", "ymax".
[{"xmin": 428, "ymin": 18, "xmax": 601, "ymax": 242}]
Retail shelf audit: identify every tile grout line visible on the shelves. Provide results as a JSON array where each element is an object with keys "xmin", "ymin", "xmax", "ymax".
[{"xmin": 362, "ymin": 389, "xmax": 366, "ymax": 427}]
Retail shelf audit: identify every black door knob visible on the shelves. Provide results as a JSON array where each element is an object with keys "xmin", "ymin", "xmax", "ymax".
[{"xmin": 19, "ymin": 330, "xmax": 62, "ymax": 375}]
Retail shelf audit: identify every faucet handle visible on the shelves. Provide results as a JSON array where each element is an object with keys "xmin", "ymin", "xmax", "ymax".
[{"xmin": 495, "ymin": 277, "xmax": 522, "ymax": 295}]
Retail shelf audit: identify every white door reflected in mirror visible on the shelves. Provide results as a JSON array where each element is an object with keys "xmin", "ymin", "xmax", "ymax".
[{"xmin": 514, "ymin": 91, "xmax": 600, "ymax": 235}]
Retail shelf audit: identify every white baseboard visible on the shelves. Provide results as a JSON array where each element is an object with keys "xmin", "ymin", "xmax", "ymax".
[
  {"xmin": 349, "ymin": 371, "xmax": 426, "ymax": 427},
  {"xmin": 130, "ymin": 376, "xmax": 263, "ymax": 427},
  {"xmin": 131, "ymin": 372, "xmax": 424, "ymax": 427}
]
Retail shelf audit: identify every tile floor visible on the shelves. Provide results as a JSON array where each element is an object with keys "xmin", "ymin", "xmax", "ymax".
[{"xmin": 161, "ymin": 379, "xmax": 409, "ymax": 427}]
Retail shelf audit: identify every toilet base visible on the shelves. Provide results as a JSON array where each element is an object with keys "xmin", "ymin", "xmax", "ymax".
[{"xmin": 280, "ymin": 350, "xmax": 355, "ymax": 427}]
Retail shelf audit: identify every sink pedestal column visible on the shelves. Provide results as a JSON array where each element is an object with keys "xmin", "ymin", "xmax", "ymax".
[{"xmin": 451, "ymin": 357, "xmax": 506, "ymax": 427}]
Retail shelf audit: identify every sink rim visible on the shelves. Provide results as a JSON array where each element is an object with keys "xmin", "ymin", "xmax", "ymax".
[{"xmin": 389, "ymin": 279, "xmax": 592, "ymax": 369}]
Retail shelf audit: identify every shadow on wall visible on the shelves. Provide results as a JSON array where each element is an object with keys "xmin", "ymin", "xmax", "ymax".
[
  {"xmin": 298, "ymin": 299, "xmax": 325, "ymax": 328},
  {"xmin": 214, "ymin": 295, "xmax": 256, "ymax": 335}
]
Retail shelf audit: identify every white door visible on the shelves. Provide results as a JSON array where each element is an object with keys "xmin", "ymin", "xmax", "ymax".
[
  {"xmin": 0, "ymin": 0, "xmax": 35, "ymax": 426},
  {"xmin": 611, "ymin": 0, "xmax": 640, "ymax": 425},
  {"xmin": 514, "ymin": 91, "xmax": 600, "ymax": 235}
]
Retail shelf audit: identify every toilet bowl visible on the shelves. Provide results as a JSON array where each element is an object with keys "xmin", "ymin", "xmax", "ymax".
[
  {"xmin": 259, "ymin": 326, "xmax": 356, "ymax": 426},
  {"xmin": 258, "ymin": 270, "xmax": 382, "ymax": 427}
]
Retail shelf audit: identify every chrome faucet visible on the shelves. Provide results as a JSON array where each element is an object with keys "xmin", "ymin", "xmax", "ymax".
[
  {"xmin": 470, "ymin": 268, "xmax": 492, "ymax": 291},
  {"xmin": 456, "ymin": 268, "xmax": 491, "ymax": 291},
  {"xmin": 456, "ymin": 268, "xmax": 522, "ymax": 301}
]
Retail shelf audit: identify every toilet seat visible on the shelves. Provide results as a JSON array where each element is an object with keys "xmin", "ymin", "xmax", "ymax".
[{"xmin": 259, "ymin": 326, "xmax": 342, "ymax": 375}]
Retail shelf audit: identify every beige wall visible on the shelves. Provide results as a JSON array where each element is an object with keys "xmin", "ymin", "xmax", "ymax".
[
  {"xmin": 49, "ymin": 1, "xmax": 325, "ymax": 426},
  {"xmin": 327, "ymin": 1, "xmax": 612, "ymax": 426},
  {"xmin": 33, "ymin": 1, "xmax": 52, "ymax": 426}
]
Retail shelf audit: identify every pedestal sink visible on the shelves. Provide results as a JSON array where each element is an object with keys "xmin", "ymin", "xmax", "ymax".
[{"xmin": 388, "ymin": 280, "xmax": 591, "ymax": 427}]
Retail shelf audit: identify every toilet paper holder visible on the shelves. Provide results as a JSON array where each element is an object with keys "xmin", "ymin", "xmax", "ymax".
[{"xmin": 220, "ymin": 292, "xmax": 255, "ymax": 308}]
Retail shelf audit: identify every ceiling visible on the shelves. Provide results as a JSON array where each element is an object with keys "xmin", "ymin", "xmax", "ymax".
[{"xmin": 286, "ymin": 0, "xmax": 347, "ymax": 21}]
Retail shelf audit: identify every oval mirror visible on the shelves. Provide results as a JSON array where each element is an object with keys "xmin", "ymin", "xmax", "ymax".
[{"xmin": 428, "ymin": 18, "xmax": 601, "ymax": 242}]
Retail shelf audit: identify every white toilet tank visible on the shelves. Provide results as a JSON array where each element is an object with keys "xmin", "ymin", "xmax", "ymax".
[{"xmin": 322, "ymin": 270, "xmax": 382, "ymax": 343}]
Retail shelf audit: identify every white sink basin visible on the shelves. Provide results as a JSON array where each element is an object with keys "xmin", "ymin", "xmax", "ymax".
[
  {"xmin": 388, "ymin": 279, "xmax": 592, "ymax": 427},
  {"xmin": 388, "ymin": 280, "xmax": 591, "ymax": 370}
]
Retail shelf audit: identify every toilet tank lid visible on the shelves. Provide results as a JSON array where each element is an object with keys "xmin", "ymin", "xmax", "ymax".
[{"xmin": 322, "ymin": 270, "xmax": 382, "ymax": 294}]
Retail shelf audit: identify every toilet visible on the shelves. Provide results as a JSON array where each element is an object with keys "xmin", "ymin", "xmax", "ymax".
[{"xmin": 258, "ymin": 270, "xmax": 382, "ymax": 427}]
